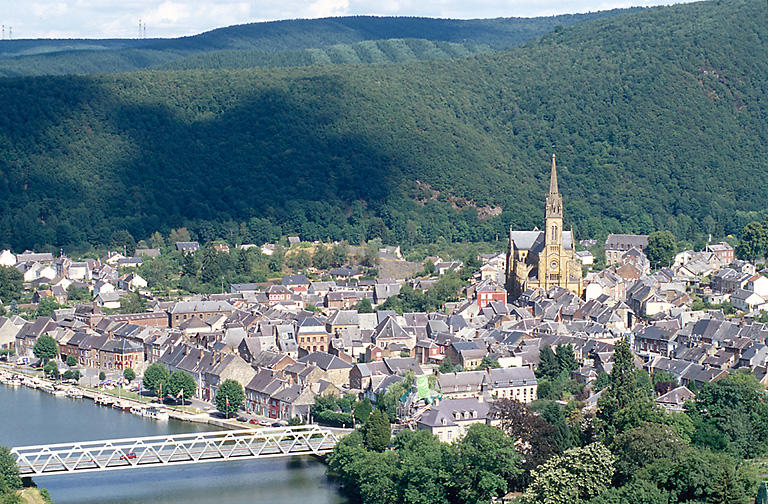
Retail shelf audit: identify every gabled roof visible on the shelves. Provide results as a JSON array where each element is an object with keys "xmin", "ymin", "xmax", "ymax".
[{"xmin": 298, "ymin": 351, "xmax": 352, "ymax": 371}]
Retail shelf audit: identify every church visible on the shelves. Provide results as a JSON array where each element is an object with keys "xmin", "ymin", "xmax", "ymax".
[{"xmin": 505, "ymin": 154, "xmax": 583, "ymax": 300}]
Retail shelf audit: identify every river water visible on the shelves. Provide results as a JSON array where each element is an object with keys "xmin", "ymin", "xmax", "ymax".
[{"xmin": 0, "ymin": 384, "xmax": 346, "ymax": 504}]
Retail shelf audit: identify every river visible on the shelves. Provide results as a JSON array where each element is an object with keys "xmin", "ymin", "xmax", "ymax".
[{"xmin": 0, "ymin": 384, "xmax": 347, "ymax": 504}]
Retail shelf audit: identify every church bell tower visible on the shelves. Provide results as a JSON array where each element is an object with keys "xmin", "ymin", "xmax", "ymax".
[{"xmin": 542, "ymin": 154, "xmax": 563, "ymax": 287}]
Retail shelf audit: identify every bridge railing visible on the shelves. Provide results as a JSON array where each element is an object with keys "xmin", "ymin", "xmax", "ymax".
[{"xmin": 11, "ymin": 425, "xmax": 339, "ymax": 476}]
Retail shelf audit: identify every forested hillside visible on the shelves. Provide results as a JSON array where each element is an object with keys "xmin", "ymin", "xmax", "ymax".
[
  {"xmin": 0, "ymin": 12, "xmax": 625, "ymax": 77},
  {"xmin": 0, "ymin": 0, "xmax": 765, "ymax": 252}
]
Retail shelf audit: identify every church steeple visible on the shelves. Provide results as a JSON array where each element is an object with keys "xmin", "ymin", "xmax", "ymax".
[
  {"xmin": 549, "ymin": 153, "xmax": 559, "ymax": 195},
  {"xmin": 545, "ymin": 153, "xmax": 562, "ymax": 219}
]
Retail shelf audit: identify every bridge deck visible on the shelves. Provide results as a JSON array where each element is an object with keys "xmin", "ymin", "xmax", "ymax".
[{"xmin": 11, "ymin": 425, "xmax": 338, "ymax": 476}]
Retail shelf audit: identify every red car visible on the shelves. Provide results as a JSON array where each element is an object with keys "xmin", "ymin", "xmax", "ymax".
[
  {"xmin": 248, "ymin": 419, "xmax": 259, "ymax": 425},
  {"xmin": 120, "ymin": 452, "xmax": 137, "ymax": 461}
]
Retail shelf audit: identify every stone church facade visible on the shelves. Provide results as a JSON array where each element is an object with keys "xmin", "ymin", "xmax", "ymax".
[{"xmin": 505, "ymin": 154, "xmax": 583, "ymax": 300}]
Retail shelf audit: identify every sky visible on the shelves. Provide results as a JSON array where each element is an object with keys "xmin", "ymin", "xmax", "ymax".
[{"xmin": 0, "ymin": 0, "xmax": 697, "ymax": 40}]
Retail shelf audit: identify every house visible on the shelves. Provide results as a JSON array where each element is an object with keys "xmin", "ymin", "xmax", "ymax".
[
  {"xmin": 15, "ymin": 317, "xmax": 58, "ymax": 357},
  {"xmin": 326, "ymin": 310, "xmax": 359, "ymax": 334},
  {"xmin": 296, "ymin": 317, "xmax": 330, "ymax": 353},
  {"xmin": 199, "ymin": 352, "xmax": 256, "ymax": 402},
  {"xmin": 167, "ymin": 300, "xmax": 234, "ymax": 328},
  {"xmin": 95, "ymin": 291, "xmax": 126, "ymax": 310},
  {"xmin": 416, "ymin": 397, "xmax": 491, "ymax": 443},
  {"xmin": 746, "ymin": 275, "xmax": 768, "ymax": 298},
  {"xmin": 98, "ymin": 338, "xmax": 144, "ymax": 371},
  {"xmin": 298, "ymin": 351, "xmax": 352, "ymax": 387},
  {"xmin": 575, "ymin": 250, "xmax": 594, "ymax": 267},
  {"xmin": 0, "ymin": 250, "xmax": 16, "ymax": 267},
  {"xmin": 437, "ymin": 371, "xmax": 487, "ymax": 399},
  {"xmin": 282, "ymin": 275, "xmax": 310, "ymax": 293},
  {"xmin": 487, "ymin": 367, "xmax": 538, "ymax": 403},
  {"xmin": 374, "ymin": 283, "xmax": 401, "ymax": 305},
  {"xmin": 634, "ymin": 325, "xmax": 679, "ymax": 358},
  {"xmin": 605, "ymin": 234, "xmax": 648, "ymax": 265},
  {"xmin": 476, "ymin": 280, "xmax": 507, "ymax": 309},
  {"xmin": 118, "ymin": 273, "xmax": 147, "ymax": 292},
  {"xmin": 0, "ymin": 316, "xmax": 23, "ymax": 350},
  {"xmin": 731, "ymin": 289, "xmax": 767, "ymax": 312},
  {"xmin": 654, "ymin": 385, "xmax": 694, "ymax": 412},
  {"xmin": 705, "ymin": 242, "xmax": 735, "ymax": 265},
  {"xmin": 15, "ymin": 252, "xmax": 55, "ymax": 265},
  {"xmin": 175, "ymin": 242, "xmax": 200, "ymax": 254},
  {"xmin": 135, "ymin": 248, "xmax": 161, "ymax": 258},
  {"xmin": 266, "ymin": 285, "xmax": 292, "ymax": 306}
]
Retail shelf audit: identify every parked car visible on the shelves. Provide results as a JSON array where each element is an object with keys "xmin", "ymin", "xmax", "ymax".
[
  {"xmin": 237, "ymin": 416, "xmax": 248, "ymax": 422},
  {"xmin": 120, "ymin": 452, "xmax": 137, "ymax": 461},
  {"xmin": 271, "ymin": 422, "xmax": 283, "ymax": 428},
  {"xmin": 249, "ymin": 419, "xmax": 259, "ymax": 425}
]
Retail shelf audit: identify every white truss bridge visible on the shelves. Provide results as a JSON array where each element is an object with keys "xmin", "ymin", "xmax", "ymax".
[{"xmin": 11, "ymin": 425, "xmax": 339, "ymax": 477}]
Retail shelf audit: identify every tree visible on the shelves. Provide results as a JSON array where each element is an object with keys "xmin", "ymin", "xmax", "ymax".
[
  {"xmin": 736, "ymin": 221, "xmax": 768, "ymax": 260},
  {"xmin": 0, "ymin": 266, "xmax": 23, "ymax": 303},
  {"xmin": 119, "ymin": 292, "xmax": 146, "ymax": 314},
  {"xmin": 313, "ymin": 244, "xmax": 332, "ymax": 270},
  {"xmin": 537, "ymin": 346, "xmax": 560, "ymax": 380},
  {"xmin": 62, "ymin": 369, "xmax": 75, "ymax": 381},
  {"xmin": 491, "ymin": 399, "xmax": 559, "ymax": 488},
  {"xmin": 644, "ymin": 447, "xmax": 752, "ymax": 504},
  {"xmin": 646, "ymin": 231, "xmax": 676, "ymax": 269},
  {"xmin": 757, "ymin": 481, "xmax": 768, "ymax": 504},
  {"xmin": 587, "ymin": 479, "xmax": 668, "ymax": 504},
  {"xmin": 33, "ymin": 334, "xmax": 58, "ymax": 364},
  {"xmin": 168, "ymin": 227, "xmax": 191, "ymax": 244},
  {"xmin": 357, "ymin": 297, "xmax": 374, "ymax": 313},
  {"xmin": 66, "ymin": 355, "xmax": 77, "ymax": 367},
  {"xmin": 363, "ymin": 409, "xmax": 391, "ymax": 452},
  {"xmin": 36, "ymin": 297, "xmax": 61, "ymax": 317},
  {"xmin": 475, "ymin": 355, "xmax": 501, "ymax": 370},
  {"xmin": 98, "ymin": 371, "xmax": 106, "ymax": 381},
  {"xmin": 287, "ymin": 249, "xmax": 311, "ymax": 270},
  {"xmin": 611, "ymin": 423, "xmax": 688, "ymax": 485},
  {"xmin": 43, "ymin": 360, "xmax": 59, "ymax": 379},
  {"xmin": 597, "ymin": 338, "xmax": 661, "ymax": 438},
  {"xmin": 110, "ymin": 229, "xmax": 136, "ymax": 256},
  {"xmin": 454, "ymin": 424, "xmax": 522, "ymax": 504},
  {"xmin": 423, "ymin": 260, "xmax": 435, "ymax": 276},
  {"xmin": 200, "ymin": 244, "xmax": 223, "ymax": 284},
  {"xmin": 167, "ymin": 370, "xmax": 197, "ymax": 403},
  {"xmin": 149, "ymin": 231, "xmax": 165, "ymax": 248},
  {"xmin": 0, "ymin": 446, "xmax": 22, "ymax": 494},
  {"xmin": 66, "ymin": 284, "xmax": 90, "ymax": 301},
  {"xmin": 354, "ymin": 398, "xmax": 373, "ymax": 424},
  {"xmin": 438, "ymin": 359, "xmax": 456, "ymax": 374},
  {"xmin": 687, "ymin": 371, "xmax": 768, "ymax": 458},
  {"xmin": 331, "ymin": 243, "xmax": 348, "ymax": 267},
  {"xmin": 123, "ymin": 368, "xmax": 136, "ymax": 383},
  {"xmin": 143, "ymin": 362, "xmax": 170, "ymax": 396},
  {"xmin": 181, "ymin": 252, "xmax": 199, "ymax": 278},
  {"xmin": 523, "ymin": 443, "xmax": 615, "ymax": 504},
  {"xmin": 394, "ymin": 429, "xmax": 455, "ymax": 504},
  {"xmin": 215, "ymin": 379, "xmax": 244, "ymax": 417},
  {"xmin": 556, "ymin": 344, "xmax": 578, "ymax": 375}
]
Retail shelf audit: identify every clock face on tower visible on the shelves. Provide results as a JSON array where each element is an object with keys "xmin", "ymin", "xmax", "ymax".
[{"xmin": 550, "ymin": 260, "xmax": 559, "ymax": 271}]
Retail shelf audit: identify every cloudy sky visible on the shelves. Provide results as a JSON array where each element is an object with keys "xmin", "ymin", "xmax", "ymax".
[{"xmin": 1, "ymin": 0, "xmax": 695, "ymax": 39}]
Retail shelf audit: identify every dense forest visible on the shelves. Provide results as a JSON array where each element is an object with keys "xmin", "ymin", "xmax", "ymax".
[
  {"xmin": 0, "ymin": 12, "xmax": 627, "ymax": 77},
  {"xmin": 0, "ymin": 0, "xmax": 765, "ymax": 252}
]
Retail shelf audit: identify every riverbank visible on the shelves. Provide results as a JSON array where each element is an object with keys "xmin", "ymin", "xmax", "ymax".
[
  {"xmin": 0, "ymin": 364, "xmax": 247, "ymax": 431},
  {"xmin": 0, "ymin": 384, "xmax": 347, "ymax": 504},
  {"xmin": 18, "ymin": 488, "xmax": 52, "ymax": 504}
]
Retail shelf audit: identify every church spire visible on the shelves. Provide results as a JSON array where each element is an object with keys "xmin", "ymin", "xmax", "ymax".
[
  {"xmin": 545, "ymin": 153, "xmax": 562, "ymax": 219},
  {"xmin": 549, "ymin": 153, "xmax": 559, "ymax": 195}
]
